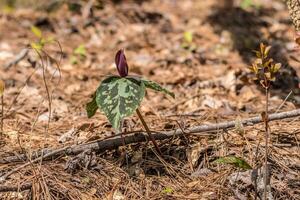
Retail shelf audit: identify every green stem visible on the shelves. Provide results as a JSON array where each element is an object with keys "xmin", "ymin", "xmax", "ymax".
[{"xmin": 136, "ymin": 108, "xmax": 162, "ymax": 156}]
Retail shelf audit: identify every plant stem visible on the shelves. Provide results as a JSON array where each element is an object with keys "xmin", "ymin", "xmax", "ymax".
[
  {"xmin": 136, "ymin": 108, "xmax": 162, "ymax": 156},
  {"xmin": 263, "ymin": 87, "xmax": 269, "ymax": 200},
  {"xmin": 0, "ymin": 94, "xmax": 3, "ymax": 136}
]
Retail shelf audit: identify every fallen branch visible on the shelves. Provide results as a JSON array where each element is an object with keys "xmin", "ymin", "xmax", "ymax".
[
  {"xmin": 1, "ymin": 109, "xmax": 300, "ymax": 164},
  {"xmin": 0, "ymin": 109, "xmax": 300, "ymax": 184},
  {"xmin": 0, "ymin": 183, "xmax": 32, "ymax": 192}
]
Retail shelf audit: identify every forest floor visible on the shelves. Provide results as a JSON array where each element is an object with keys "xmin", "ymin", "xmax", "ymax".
[{"xmin": 0, "ymin": 0, "xmax": 299, "ymax": 199}]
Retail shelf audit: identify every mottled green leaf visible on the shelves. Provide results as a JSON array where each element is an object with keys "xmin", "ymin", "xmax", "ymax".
[
  {"xmin": 96, "ymin": 77, "xmax": 145, "ymax": 129},
  {"xmin": 214, "ymin": 156, "xmax": 252, "ymax": 170},
  {"xmin": 141, "ymin": 79, "xmax": 175, "ymax": 98},
  {"xmin": 86, "ymin": 94, "xmax": 98, "ymax": 118}
]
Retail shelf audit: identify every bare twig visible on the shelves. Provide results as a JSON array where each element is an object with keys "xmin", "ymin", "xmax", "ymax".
[
  {"xmin": 1, "ymin": 108, "xmax": 300, "ymax": 165},
  {"xmin": 1, "ymin": 109, "xmax": 300, "ymax": 182},
  {"xmin": 275, "ymin": 90, "xmax": 293, "ymax": 113},
  {"xmin": 0, "ymin": 183, "xmax": 32, "ymax": 192}
]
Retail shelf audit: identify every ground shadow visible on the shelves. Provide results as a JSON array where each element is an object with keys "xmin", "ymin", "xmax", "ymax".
[{"xmin": 207, "ymin": 5, "xmax": 300, "ymax": 99}]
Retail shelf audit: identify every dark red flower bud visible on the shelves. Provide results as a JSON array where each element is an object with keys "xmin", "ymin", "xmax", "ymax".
[{"xmin": 115, "ymin": 49, "xmax": 128, "ymax": 77}]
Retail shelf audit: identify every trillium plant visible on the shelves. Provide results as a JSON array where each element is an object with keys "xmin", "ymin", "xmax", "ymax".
[{"xmin": 86, "ymin": 49, "xmax": 174, "ymax": 154}]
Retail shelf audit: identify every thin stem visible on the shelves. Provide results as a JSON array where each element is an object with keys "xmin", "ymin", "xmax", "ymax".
[
  {"xmin": 136, "ymin": 108, "xmax": 162, "ymax": 156},
  {"xmin": 0, "ymin": 95, "xmax": 3, "ymax": 136},
  {"xmin": 118, "ymin": 120, "xmax": 129, "ymax": 166},
  {"xmin": 263, "ymin": 87, "xmax": 269, "ymax": 200},
  {"xmin": 118, "ymin": 120, "xmax": 125, "ymax": 146}
]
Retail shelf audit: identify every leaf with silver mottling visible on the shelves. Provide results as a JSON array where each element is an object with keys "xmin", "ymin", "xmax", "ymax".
[
  {"xmin": 86, "ymin": 94, "xmax": 98, "ymax": 118},
  {"xmin": 96, "ymin": 77, "xmax": 145, "ymax": 129}
]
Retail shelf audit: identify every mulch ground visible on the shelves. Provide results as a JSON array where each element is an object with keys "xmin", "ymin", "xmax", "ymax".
[{"xmin": 0, "ymin": 0, "xmax": 299, "ymax": 199}]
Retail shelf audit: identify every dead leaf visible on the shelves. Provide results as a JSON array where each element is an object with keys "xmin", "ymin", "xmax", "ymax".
[
  {"xmin": 238, "ymin": 86, "xmax": 257, "ymax": 102},
  {"xmin": 58, "ymin": 127, "xmax": 77, "ymax": 143}
]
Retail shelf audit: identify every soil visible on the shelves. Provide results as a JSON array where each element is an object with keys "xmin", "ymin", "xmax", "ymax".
[{"xmin": 0, "ymin": 0, "xmax": 299, "ymax": 199}]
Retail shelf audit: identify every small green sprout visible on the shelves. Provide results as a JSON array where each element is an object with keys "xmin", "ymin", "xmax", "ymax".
[
  {"xmin": 214, "ymin": 156, "xmax": 252, "ymax": 170},
  {"xmin": 70, "ymin": 44, "xmax": 87, "ymax": 64},
  {"xmin": 2, "ymin": 0, "xmax": 15, "ymax": 14},
  {"xmin": 74, "ymin": 44, "xmax": 86, "ymax": 57},
  {"xmin": 3, "ymin": 4, "xmax": 14, "ymax": 14},
  {"xmin": 181, "ymin": 31, "xmax": 196, "ymax": 51},
  {"xmin": 240, "ymin": 0, "xmax": 261, "ymax": 10},
  {"xmin": 161, "ymin": 187, "xmax": 174, "ymax": 194},
  {"xmin": 30, "ymin": 26, "xmax": 54, "ymax": 52}
]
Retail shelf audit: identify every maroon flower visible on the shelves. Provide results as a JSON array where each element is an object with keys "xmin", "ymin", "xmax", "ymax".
[{"xmin": 115, "ymin": 49, "xmax": 128, "ymax": 77}]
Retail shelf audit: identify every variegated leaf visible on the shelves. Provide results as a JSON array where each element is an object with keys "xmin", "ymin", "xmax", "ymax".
[
  {"xmin": 96, "ymin": 76, "xmax": 145, "ymax": 129},
  {"xmin": 86, "ymin": 94, "xmax": 98, "ymax": 118},
  {"xmin": 141, "ymin": 79, "xmax": 175, "ymax": 98}
]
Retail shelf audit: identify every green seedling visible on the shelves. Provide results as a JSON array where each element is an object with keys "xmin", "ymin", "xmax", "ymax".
[
  {"xmin": 161, "ymin": 187, "xmax": 174, "ymax": 194},
  {"xmin": 70, "ymin": 44, "xmax": 87, "ymax": 64},
  {"xmin": 74, "ymin": 44, "xmax": 86, "ymax": 57},
  {"xmin": 86, "ymin": 49, "xmax": 174, "ymax": 155},
  {"xmin": 2, "ymin": 0, "xmax": 15, "ymax": 14},
  {"xmin": 240, "ymin": 0, "xmax": 261, "ymax": 10},
  {"xmin": 249, "ymin": 43, "xmax": 281, "ymax": 200},
  {"xmin": 181, "ymin": 31, "xmax": 196, "ymax": 52},
  {"xmin": 30, "ymin": 26, "xmax": 54, "ymax": 52},
  {"xmin": 2, "ymin": 5, "xmax": 14, "ymax": 13},
  {"xmin": 214, "ymin": 156, "xmax": 252, "ymax": 170}
]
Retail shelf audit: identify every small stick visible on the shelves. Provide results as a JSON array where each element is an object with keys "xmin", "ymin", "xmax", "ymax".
[
  {"xmin": 275, "ymin": 90, "xmax": 293, "ymax": 113},
  {"xmin": 136, "ymin": 108, "xmax": 162, "ymax": 156},
  {"xmin": 0, "ymin": 108, "xmax": 300, "ymax": 181},
  {"xmin": 0, "ymin": 183, "xmax": 32, "ymax": 192},
  {"xmin": 0, "ymin": 94, "xmax": 3, "ymax": 135}
]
